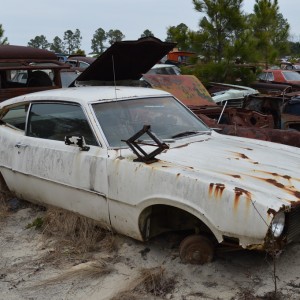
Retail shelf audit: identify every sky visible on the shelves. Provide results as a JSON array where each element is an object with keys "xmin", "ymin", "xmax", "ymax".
[{"xmin": 0, "ymin": 0, "xmax": 299, "ymax": 54}]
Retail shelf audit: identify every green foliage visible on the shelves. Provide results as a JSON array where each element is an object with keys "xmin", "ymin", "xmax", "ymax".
[
  {"xmin": 28, "ymin": 35, "xmax": 50, "ymax": 49},
  {"xmin": 50, "ymin": 36, "xmax": 66, "ymax": 53},
  {"xmin": 165, "ymin": 23, "xmax": 191, "ymax": 50},
  {"xmin": 91, "ymin": 28, "xmax": 107, "ymax": 55},
  {"xmin": 183, "ymin": 62, "xmax": 256, "ymax": 86},
  {"xmin": 107, "ymin": 29, "xmax": 125, "ymax": 45},
  {"xmin": 0, "ymin": 24, "xmax": 8, "ymax": 45},
  {"xmin": 26, "ymin": 217, "xmax": 44, "ymax": 230},
  {"xmin": 250, "ymin": 0, "xmax": 290, "ymax": 68},
  {"xmin": 192, "ymin": 0, "xmax": 246, "ymax": 63},
  {"xmin": 141, "ymin": 29, "xmax": 154, "ymax": 38},
  {"xmin": 289, "ymin": 41, "xmax": 300, "ymax": 56},
  {"xmin": 64, "ymin": 29, "xmax": 82, "ymax": 55}
]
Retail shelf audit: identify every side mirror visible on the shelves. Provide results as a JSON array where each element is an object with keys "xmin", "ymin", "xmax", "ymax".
[{"xmin": 65, "ymin": 135, "xmax": 90, "ymax": 151}]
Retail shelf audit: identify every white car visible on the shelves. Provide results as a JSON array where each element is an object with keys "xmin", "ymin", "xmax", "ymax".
[{"xmin": 0, "ymin": 86, "xmax": 300, "ymax": 264}]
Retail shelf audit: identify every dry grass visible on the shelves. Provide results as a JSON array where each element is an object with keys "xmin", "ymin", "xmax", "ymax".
[
  {"xmin": 31, "ymin": 259, "xmax": 113, "ymax": 288},
  {"xmin": 0, "ymin": 192, "xmax": 10, "ymax": 221},
  {"xmin": 41, "ymin": 207, "xmax": 116, "ymax": 263},
  {"xmin": 112, "ymin": 266, "xmax": 176, "ymax": 299}
]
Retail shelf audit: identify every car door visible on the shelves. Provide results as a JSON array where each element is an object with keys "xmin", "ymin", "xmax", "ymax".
[{"xmin": 11, "ymin": 101, "xmax": 110, "ymax": 225}]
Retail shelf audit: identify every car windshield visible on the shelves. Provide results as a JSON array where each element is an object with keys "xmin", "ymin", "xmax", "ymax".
[
  {"xmin": 282, "ymin": 71, "xmax": 300, "ymax": 81},
  {"xmin": 92, "ymin": 96, "xmax": 210, "ymax": 147}
]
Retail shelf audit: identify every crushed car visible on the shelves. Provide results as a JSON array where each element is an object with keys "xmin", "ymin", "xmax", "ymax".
[{"xmin": 1, "ymin": 85, "xmax": 300, "ymax": 264}]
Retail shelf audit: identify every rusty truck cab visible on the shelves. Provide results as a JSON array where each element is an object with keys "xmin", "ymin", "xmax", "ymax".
[{"xmin": 0, "ymin": 45, "xmax": 69, "ymax": 102}]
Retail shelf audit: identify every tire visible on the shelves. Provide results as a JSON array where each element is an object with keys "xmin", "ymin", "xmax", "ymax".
[{"xmin": 179, "ymin": 234, "xmax": 215, "ymax": 264}]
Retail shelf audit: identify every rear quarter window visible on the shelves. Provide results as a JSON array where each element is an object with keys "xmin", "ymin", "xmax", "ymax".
[{"xmin": 0, "ymin": 104, "xmax": 28, "ymax": 130}]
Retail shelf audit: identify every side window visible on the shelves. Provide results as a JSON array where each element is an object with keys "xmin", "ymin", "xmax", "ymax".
[
  {"xmin": 79, "ymin": 62, "xmax": 89, "ymax": 68},
  {"xmin": 258, "ymin": 73, "xmax": 266, "ymax": 81},
  {"xmin": 266, "ymin": 72, "xmax": 274, "ymax": 81},
  {"xmin": 27, "ymin": 103, "xmax": 98, "ymax": 146},
  {"xmin": 0, "ymin": 104, "xmax": 28, "ymax": 130}
]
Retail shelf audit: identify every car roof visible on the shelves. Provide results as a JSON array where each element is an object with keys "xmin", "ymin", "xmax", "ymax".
[
  {"xmin": 0, "ymin": 86, "xmax": 171, "ymax": 107},
  {"xmin": 0, "ymin": 44, "xmax": 57, "ymax": 60}
]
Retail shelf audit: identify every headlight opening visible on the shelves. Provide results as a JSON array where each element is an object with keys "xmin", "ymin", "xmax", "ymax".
[{"xmin": 271, "ymin": 211, "xmax": 285, "ymax": 238}]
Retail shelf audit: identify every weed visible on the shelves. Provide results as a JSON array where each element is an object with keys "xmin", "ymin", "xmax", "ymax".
[
  {"xmin": 30, "ymin": 259, "xmax": 113, "ymax": 288},
  {"xmin": 40, "ymin": 207, "xmax": 114, "ymax": 264},
  {"xmin": 113, "ymin": 266, "xmax": 176, "ymax": 299},
  {"xmin": 26, "ymin": 217, "xmax": 44, "ymax": 230}
]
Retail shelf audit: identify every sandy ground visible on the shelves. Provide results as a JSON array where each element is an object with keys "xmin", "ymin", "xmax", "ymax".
[{"xmin": 1, "ymin": 199, "xmax": 300, "ymax": 300}]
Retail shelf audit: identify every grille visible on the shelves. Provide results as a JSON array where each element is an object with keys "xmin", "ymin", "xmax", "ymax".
[{"xmin": 286, "ymin": 205, "xmax": 300, "ymax": 243}]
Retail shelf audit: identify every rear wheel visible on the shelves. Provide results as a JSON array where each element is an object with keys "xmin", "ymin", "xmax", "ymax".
[{"xmin": 179, "ymin": 234, "xmax": 215, "ymax": 264}]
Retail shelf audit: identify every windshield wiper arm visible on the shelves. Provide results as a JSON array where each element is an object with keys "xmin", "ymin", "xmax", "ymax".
[{"xmin": 171, "ymin": 131, "xmax": 203, "ymax": 138}]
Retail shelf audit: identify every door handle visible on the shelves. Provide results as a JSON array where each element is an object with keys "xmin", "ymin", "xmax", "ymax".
[{"xmin": 15, "ymin": 143, "xmax": 28, "ymax": 149}]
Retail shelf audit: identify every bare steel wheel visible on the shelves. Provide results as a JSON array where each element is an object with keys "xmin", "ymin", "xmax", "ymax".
[{"xmin": 179, "ymin": 235, "xmax": 215, "ymax": 264}]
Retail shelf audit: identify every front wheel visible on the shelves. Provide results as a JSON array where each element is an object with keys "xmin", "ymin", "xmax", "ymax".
[{"xmin": 179, "ymin": 234, "xmax": 215, "ymax": 264}]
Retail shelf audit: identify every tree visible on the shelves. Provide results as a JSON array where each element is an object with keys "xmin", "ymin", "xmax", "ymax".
[
  {"xmin": 140, "ymin": 29, "xmax": 154, "ymax": 38},
  {"xmin": 50, "ymin": 36, "xmax": 66, "ymax": 53},
  {"xmin": 63, "ymin": 29, "xmax": 82, "ymax": 54},
  {"xmin": 0, "ymin": 24, "xmax": 8, "ymax": 45},
  {"xmin": 166, "ymin": 23, "xmax": 191, "ymax": 50},
  {"xmin": 28, "ymin": 35, "xmax": 50, "ymax": 49},
  {"xmin": 107, "ymin": 29, "xmax": 125, "ymax": 45},
  {"xmin": 250, "ymin": 0, "xmax": 289, "ymax": 68},
  {"xmin": 192, "ymin": 0, "xmax": 246, "ymax": 62},
  {"xmin": 91, "ymin": 28, "xmax": 107, "ymax": 55}
]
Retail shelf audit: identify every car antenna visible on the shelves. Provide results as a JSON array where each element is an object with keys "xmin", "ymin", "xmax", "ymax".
[{"xmin": 112, "ymin": 55, "xmax": 118, "ymax": 99}]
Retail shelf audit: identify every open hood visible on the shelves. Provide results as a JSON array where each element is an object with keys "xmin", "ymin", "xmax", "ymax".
[{"xmin": 74, "ymin": 37, "xmax": 176, "ymax": 83}]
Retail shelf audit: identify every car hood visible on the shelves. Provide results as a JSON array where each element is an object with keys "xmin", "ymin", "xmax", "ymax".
[
  {"xmin": 212, "ymin": 87, "xmax": 259, "ymax": 103},
  {"xmin": 74, "ymin": 37, "xmax": 175, "ymax": 83},
  {"xmin": 154, "ymin": 132, "xmax": 300, "ymax": 209}
]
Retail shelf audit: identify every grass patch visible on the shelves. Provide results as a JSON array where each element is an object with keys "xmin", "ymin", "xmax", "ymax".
[
  {"xmin": 112, "ymin": 266, "xmax": 176, "ymax": 299},
  {"xmin": 0, "ymin": 192, "xmax": 10, "ymax": 221},
  {"xmin": 26, "ymin": 217, "xmax": 44, "ymax": 229},
  {"xmin": 41, "ymin": 207, "xmax": 115, "ymax": 263},
  {"xmin": 31, "ymin": 259, "xmax": 113, "ymax": 288}
]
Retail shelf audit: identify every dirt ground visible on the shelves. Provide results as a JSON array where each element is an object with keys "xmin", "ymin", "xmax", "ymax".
[{"xmin": 1, "ymin": 198, "xmax": 300, "ymax": 300}]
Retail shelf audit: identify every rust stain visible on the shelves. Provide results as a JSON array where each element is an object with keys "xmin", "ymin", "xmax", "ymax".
[
  {"xmin": 265, "ymin": 178, "xmax": 285, "ymax": 189},
  {"xmin": 226, "ymin": 174, "xmax": 241, "ymax": 179},
  {"xmin": 267, "ymin": 208, "xmax": 277, "ymax": 216},
  {"xmin": 214, "ymin": 183, "xmax": 225, "ymax": 199},
  {"xmin": 239, "ymin": 153, "xmax": 249, "ymax": 159},
  {"xmin": 250, "ymin": 174, "xmax": 300, "ymax": 202},
  {"xmin": 231, "ymin": 151, "xmax": 250, "ymax": 160},
  {"xmin": 233, "ymin": 187, "xmax": 252, "ymax": 211},
  {"xmin": 209, "ymin": 183, "xmax": 214, "ymax": 197},
  {"xmin": 254, "ymin": 170, "xmax": 293, "ymax": 181},
  {"xmin": 209, "ymin": 183, "xmax": 225, "ymax": 199}
]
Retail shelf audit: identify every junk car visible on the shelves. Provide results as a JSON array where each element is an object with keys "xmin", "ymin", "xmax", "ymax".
[
  {"xmin": 0, "ymin": 86, "xmax": 300, "ymax": 264},
  {"xmin": 0, "ymin": 45, "xmax": 69, "ymax": 102}
]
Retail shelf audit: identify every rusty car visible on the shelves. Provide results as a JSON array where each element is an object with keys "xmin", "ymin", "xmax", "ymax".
[
  {"xmin": 0, "ymin": 85, "xmax": 300, "ymax": 264},
  {"xmin": 0, "ymin": 44, "xmax": 69, "ymax": 102}
]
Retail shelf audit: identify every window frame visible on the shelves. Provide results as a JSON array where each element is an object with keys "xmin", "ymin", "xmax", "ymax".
[{"xmin": 25, "ymin": 101, "xmax": 99, "ymax": 146}]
